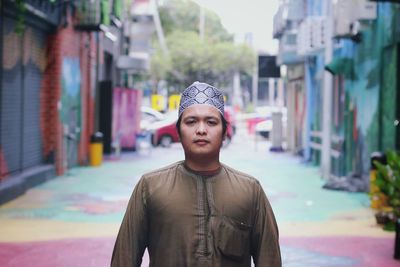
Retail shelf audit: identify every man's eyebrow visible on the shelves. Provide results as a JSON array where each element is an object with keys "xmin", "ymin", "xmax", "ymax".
[{"xmin": 183, "ymin": 115, "xmax": 219, "ymax": 120}]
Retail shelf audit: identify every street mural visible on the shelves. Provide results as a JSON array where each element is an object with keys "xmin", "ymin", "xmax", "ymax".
[
  {"xmin": 341, "ymin": 5, "xmax": 397, "ymax": 179},
  {"xmin": 61, "ymin": 58, "xmax": 82, "ymax": 168}
]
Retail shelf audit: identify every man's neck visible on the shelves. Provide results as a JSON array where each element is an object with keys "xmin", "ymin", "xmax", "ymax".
[{"xmin": 184, "ymin": 156, "xmax": 221, "ymax": 172}]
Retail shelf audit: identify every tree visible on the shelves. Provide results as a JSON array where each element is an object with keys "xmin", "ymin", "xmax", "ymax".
[
  {"xmin": 158, "ymin": 0, "xmax": 233, "ymax": 43},
  {"xmin": 150, "ymin": 0, "xmax": 256, "ymax": 92}
]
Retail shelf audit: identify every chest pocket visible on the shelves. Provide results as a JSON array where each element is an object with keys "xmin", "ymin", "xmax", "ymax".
[{"xmin": 218, "ymin": 216, "xmax": 251, "ymax": 261}]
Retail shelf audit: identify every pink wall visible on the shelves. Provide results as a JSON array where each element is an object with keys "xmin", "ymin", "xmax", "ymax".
[{"xmin": 112, "ymin": 88, "xmax": 142, "ymax": 149}]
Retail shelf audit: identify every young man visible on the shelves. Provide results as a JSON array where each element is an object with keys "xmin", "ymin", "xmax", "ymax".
[{"xmin": 111, "ymin": 82, "xmax": 281, "ymax": 267}]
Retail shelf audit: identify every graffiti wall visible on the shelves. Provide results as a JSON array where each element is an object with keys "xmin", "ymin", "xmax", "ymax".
[
  {"xmin": 61, "ymin": 58, "xmax": 82, "ymax": 168},
  {"xmin": 335, "ymin": 4, "xmax": 399, "ymax": 178}
]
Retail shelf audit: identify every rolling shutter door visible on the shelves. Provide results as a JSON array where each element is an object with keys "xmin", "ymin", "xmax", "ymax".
[{"xmin": 1, "ymin": 16, "xmax": 44, "ymax": 176}]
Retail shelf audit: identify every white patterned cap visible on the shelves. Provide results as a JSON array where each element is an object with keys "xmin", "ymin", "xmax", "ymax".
[{"xmin": 178, "ymin": 82, "xmax": 224, "ymax": 117}]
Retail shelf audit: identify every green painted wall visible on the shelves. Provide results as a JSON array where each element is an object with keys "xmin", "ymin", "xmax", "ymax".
[{"xmin": 336, "ymin": 3, "xmax": 399, "ymax": 178}]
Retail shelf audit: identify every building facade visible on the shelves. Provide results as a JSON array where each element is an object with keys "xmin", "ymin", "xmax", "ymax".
[
  {"xmin": 274, "ymin": 0, "xmax": 400, "ymax": 188},
  {"xmin": 0, "ymin": 0, "xmax": 126, "ymax": 204}
]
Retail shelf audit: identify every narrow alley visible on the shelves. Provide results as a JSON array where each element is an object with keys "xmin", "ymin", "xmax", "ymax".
[
  {"xmin": 0, "ymin": 129, "xmax": 397, "ymax": 267},
  {"xmin": 1, "ymin": 0, "xmax": 400, "ymax": 266}
]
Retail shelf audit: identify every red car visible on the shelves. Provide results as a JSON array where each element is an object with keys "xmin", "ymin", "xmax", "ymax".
[{"xmin": 149, "ymin": 110, "xmax": 235, "ymax": 147}]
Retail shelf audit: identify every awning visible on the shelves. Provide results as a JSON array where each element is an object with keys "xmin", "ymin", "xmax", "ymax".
[
  {"xmin": 116, "ymin": 54, "xmax": 149, "ymax": 71},
  {"xmin": 325, "ymin": 57, "xmax": 355, "ymax": 79}
]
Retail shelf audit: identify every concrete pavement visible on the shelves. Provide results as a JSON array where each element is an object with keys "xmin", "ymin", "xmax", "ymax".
[{"xmin": 0, "ymin": 131, "xmax": 398, "ymax": 266}]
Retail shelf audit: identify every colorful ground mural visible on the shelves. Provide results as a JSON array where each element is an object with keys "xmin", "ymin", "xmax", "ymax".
[{"xmin": 0, "ymin": 133, "xmax": 397, "ymax": 266}]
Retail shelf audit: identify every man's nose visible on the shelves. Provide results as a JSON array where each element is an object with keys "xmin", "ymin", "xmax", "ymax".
[{"xmin": 196, "ymin": 122, "xmax": 207, "ymax": 134}]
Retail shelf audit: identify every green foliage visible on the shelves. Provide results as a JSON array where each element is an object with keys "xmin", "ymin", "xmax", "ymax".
[
  {"xmin": 101, "ymin": 0, "xmax": 110, "ymax": 25},
  {"xmin": 152, "ymin": 0, "xmax": 256, "ymax": 89},
  {"xmin": 158, "ymin": 0, "xmax": 233, "ymax": 43},
  {"xmin": 113, "ymin": 0, "xmax": 123, "ymax": 19},
  {"xmin": 15, "ymin": 0, "xmax": 26, "ymax": 34},
  {"xmin": 13, "ymin": 0, "xmax": 63, "ymax": 34},
  {"xmin": 373, "ymin": 151, "xmax": 400, "ymax": 219},
  {"xmin": 151, "ymin": 30, "xmax": 255, "ymax": 89}
]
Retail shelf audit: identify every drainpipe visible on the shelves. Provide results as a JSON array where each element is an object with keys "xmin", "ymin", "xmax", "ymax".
[
  {"xmin": 95, "ymin": 31, "xmax": 100, "ymax": 132},
  {"xmin": 304, "ymin": 58, "xmax": 312, "ymax": 161},
  {"xmin": 0, "ymin": 1, "xmax": 3, "ymax": 154},
  {"xmin": 321, "ymin": 0, "xmax": 333, "ymax": 179}
]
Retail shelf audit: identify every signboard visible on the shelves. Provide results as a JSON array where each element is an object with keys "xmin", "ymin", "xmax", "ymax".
[{"xmin": 258, "ymin": 55, "xmax": 281, "ymax": 78}]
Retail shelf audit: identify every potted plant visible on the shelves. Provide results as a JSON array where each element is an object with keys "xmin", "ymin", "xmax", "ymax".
[{"xmin": 373, "ymin": 150, "xmax": 400, "ymax": 259}]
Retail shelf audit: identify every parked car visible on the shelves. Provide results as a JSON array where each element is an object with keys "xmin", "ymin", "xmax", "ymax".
[
  {"xmin": 149, "ymin": 117, "xmax": 180, "ymax": 147},
  {"xmin": 147, "ymin": 110, "xmax": 235, "ymax": 147},
  {"xmin": 140, "ymin": 106, "xmax": 165, "ymax": 131}
]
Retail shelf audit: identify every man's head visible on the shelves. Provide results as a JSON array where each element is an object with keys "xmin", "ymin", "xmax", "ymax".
[
  {"xmin": 176, "ymin": 82, "xmax": 228, "ymax": 159},
  {"xmin": 176, "ymin": 82, "xmax": 227, "ymax": 137}
]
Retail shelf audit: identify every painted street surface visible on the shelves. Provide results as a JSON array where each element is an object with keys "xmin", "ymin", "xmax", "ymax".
[{"xmin": 0, "ymin": 131, "xmax": 397, "ymax": 267}]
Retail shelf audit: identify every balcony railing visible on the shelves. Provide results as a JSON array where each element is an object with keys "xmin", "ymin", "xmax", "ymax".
[
  {"xmin": 74, "ymin": 0, "xmax": 122, "ymax": 31},
  {"xmin": 4, "ymin": 0, "xmax": 62, "ymax": 27}
]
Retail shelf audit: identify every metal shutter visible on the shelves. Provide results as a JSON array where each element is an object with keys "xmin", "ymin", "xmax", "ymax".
[
  {"xmin": 1, "ymin": 16, "xmax": 23, "ymax": 175},
  {"xmin": 22, "ymin": 26, "xmax": 45, "ymax": 169},
  {"xmin": 1, "ymin": 16, "xmax": 44, "ymax": 176}
]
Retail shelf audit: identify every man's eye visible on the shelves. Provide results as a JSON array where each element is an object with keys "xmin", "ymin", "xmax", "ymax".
[
  {"xmin": 207, "ymin": 120, "xmax": 217, "ymax": 125},
  {"xmin": 185, "ymin": 120, "xmax": 195, "ymax": 125}
]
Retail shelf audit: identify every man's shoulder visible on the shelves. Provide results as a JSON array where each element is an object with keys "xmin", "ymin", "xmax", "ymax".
[
  {"xmin": 142, "ymin": 161, "xmax": 183, "ymax": 179},
  {"xmin": 221, "ymin": 163, "xmax": 260, "ymax": 185}
]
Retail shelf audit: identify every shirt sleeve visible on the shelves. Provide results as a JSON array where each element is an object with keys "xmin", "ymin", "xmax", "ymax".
[
  {"xmin": 251, "ymin": 181, "xmax": 282, "ymax": 267},
  {"xmin": 111, "ymin": 177, "xmax": 148, "ymax": 267}
]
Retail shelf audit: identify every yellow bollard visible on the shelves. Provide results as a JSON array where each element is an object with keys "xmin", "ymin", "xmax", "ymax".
[
  {"xmin": 168, "ymin": 95, "xmax": 181, "ymax": 111},
  {"xmin": 151, "ymin": 94, "xmax": 166, "ymax": 112},
  {"xmin": 369, "ymin": 152, "xmax": 387, "ymax": 209},
  {"xmin": 90, "ymin": 132, "xmax": 103, "ymax": 166}
]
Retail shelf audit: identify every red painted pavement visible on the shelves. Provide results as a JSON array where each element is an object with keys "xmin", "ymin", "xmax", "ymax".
[
  {"xmin": 281, "ymin": 236, "xmax": 399, "ymax": 267},
  {"xmin": 1, "ymin": 237, "xmax": 113, "ymax": 267}
]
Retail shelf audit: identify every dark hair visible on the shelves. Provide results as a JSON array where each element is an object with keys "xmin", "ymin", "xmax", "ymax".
[{"xmin": 176, "ymin": 113, "xmax": 228, "ymax": 137}]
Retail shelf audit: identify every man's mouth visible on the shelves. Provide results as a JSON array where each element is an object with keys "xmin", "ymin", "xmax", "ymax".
[{"xmin": 194, "ymin": 139, "xmax": 209, "ymax": 145}]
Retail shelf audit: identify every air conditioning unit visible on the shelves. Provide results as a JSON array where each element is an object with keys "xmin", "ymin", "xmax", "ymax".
[
  {"xmin": 333, "ymin": 0, "xmax": 376, "ymax": 38},
  {"xmin": 356, "ymin": 0, "xmax": 376, "ymax": 21},
  {"xmin": 287, "ymin": 0, "xmax": 305, "ymax": 21},
  {"xmin": 297, "ymin": 19, "xmax": 312, "ymax": 55},
  {"xmin": 273, "ymin": 4, "xmax": 287, "ymax": 38},
  {"xmin": 333, "ymin": 0, "xmax": 354, "ymax": 37},
  {"xmin": 311, "ymin": 17, "xmax": 326, "ymax": 50},
  {"xmin": 297, "ymin": 17, "xmax": 326, "ymax": 55}
]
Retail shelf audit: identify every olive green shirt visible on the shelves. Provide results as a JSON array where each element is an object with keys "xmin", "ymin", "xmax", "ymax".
[{"xmin": 111, "ymin": 161, "xmax": 281, "ymax": 267}]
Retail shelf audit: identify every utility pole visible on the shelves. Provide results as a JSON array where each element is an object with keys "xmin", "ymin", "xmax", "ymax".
[
  {"xmin": 199, "ymin": 5, "xmax": 205, "ymax": 42},
  {"xmin": 151, "ymin": 0, "xmax": 169, "ymax": 56},
  {"xmin": 252, "ymin": 61, "xmax": 258, "ymax": 109},
  {"xmin": 321, "ymin": 0, "xmax": 333, "ymax": 179},
  {"xmin": 233, "ymin": 71, "xmax": 242, "ymax": 110}
]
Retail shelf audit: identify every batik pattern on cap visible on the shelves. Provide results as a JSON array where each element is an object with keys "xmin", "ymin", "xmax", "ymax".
[{"xmin": 178, "ymin": 82, "xmax": 224, "ymax": 117}]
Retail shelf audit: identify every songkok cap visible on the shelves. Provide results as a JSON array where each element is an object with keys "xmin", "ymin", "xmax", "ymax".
[{"xmin": 178, "ymin": 81, "xmax": 224, "ymax": 117}]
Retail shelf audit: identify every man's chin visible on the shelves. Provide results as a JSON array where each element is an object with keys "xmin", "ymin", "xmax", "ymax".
[{"xmin": 187, "ymin": 150, "xmax": 219, "ymax": 159}]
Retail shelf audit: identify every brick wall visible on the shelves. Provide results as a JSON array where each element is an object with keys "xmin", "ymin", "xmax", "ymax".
[
  {"xmin": 41, "ymin": 16, "xmax": 95, "ymax": 175},
  {"xmin": 40, "ymin": 33, "xmax": 62, "ymax": 174}
]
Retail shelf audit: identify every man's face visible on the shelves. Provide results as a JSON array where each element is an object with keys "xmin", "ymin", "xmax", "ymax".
[{"xmin": 180, "ymin": 104, "xmax": 225, "ymax": 158}]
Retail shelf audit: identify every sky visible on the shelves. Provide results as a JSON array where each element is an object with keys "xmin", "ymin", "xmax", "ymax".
[{"xmin": 192, "ymin": 0, "xmax": 281, "ymax": 54}]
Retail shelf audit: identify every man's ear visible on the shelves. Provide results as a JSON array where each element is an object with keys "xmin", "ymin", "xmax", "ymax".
[{"xmin": 222, "ymin": 130, "xmax": 227, "ymax": 140}]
